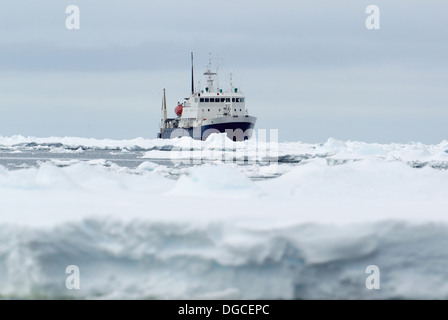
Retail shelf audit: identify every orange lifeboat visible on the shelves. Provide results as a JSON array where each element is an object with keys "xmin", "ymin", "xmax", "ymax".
[{"xmin": 175, "ymin": 104, "xmax": 183, "ymax": 116}]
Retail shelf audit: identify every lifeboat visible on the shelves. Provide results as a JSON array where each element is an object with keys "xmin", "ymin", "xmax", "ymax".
[{"xmin": 175, "ymin": 104, "xmax": 183, "ymax": 116}]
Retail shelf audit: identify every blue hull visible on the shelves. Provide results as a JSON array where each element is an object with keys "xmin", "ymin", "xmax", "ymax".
[{"xmin": 158, "ymin": 121, "xmax": 255, "ymax": 141}]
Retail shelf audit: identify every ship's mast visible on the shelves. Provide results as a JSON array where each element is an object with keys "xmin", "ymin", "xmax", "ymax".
[
  {"xmin": 204, "ymin": 53, "xmax": 217, "ymax": 93},
  {"xmin": 161, "ymin": 88, "xmax": 167, "ymax": 132},
  {"xmin": 191, "ymin": 52, "xmax": 194, "ymax": 94},
  {"xmin": 214, "ymin": 56, "xmax": 223, "ymax": 90}
]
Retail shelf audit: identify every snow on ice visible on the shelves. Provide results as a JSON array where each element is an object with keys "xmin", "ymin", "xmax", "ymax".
[{"xmin": 0, "ymin": 135, "xmax": 448, "ymax": 299}]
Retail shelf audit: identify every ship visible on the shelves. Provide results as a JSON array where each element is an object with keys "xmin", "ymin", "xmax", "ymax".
[{"xmin": 157, "ymin": 53, "xmax": 257, "ymax": 141}]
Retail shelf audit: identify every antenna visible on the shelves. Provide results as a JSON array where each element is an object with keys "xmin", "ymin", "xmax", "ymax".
[{"xmin": 191, "ymin": 52, "xmax": 194, "ymax": 94}]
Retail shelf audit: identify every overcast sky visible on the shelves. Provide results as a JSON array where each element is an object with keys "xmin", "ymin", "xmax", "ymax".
[{"xmin": 0, "ymin": 0, "xmax": 447, "ymax": 143}]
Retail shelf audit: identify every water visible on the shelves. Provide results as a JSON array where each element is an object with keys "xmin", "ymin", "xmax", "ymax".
[
  {"xmin": 0, "ymin": 141, "xmax": 286, "ymax": 180},
  {"xmin": 0, "ymin": 148, "xmax": 154, "ymax": 170}
]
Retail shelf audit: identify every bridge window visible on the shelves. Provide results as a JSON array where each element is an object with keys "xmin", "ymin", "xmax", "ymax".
[
  {"xmin": 210, "ymin": 98, "xmax": 215, "ymax": 102},
  {"xmin": 204, "ymin": 98, "xmax": 209, "ymax": 102},
  {"xmin": 241, "ymin": 98, "xmax": 245, "ymax": 102},
  {"xmin": 200, "ymin": 98, "xmax": 204, "ymax": 102},
  {"xmin": 226, "ymin": 98, "xmax": 230, "ymax": 102},
  {"xmin": 232, "ymin": 98, "xmax": 235, "ymax": 102},
  {"xmin": 220, "ymin": 98, "xmax": 225, "ymax": 102}
]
